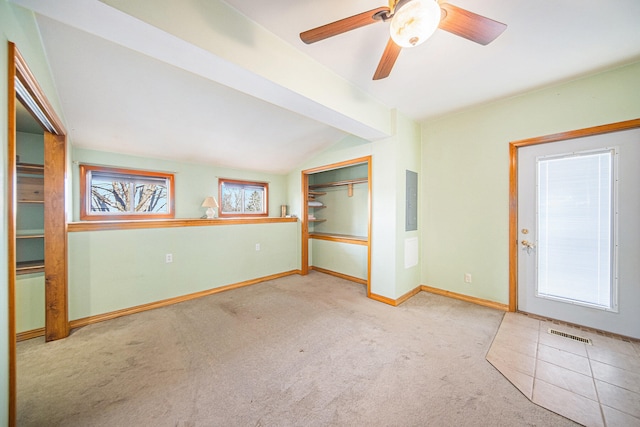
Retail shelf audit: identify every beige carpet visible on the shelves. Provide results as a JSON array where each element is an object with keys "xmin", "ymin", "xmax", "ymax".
[{"xmin": 17, "ymin": 272, "xmax": 577, "ymax": 426}]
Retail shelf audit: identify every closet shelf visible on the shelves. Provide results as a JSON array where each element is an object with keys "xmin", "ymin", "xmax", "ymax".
[
  {"xmin": 308, "ymin": 219, "xmax": 327, "ymax": 223},
  {"xmin": 308, "ymin": 191, "xmax": 326, "ymax": 196},
  {"xmin": 16, "ymin": 260, "xmax": 45, "ymax": 275},
  {"xmin": 308, "ymin": 178, "xmax": 367, "ymax": 189},
  {"xmin": 17, "ymin": 230, "xmax": 45, "ymax": 239},
  {"xmin": 17, "ymin": 162, "xmax": 44, "ymax": 174}
]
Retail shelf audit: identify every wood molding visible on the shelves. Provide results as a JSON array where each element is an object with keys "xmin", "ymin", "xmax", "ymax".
[
  {"xmin": 7, "ymin": 42, "xmax": 17, "ymax": 427},
  {"xmin": 508, "ymin": 118, "xmax": 640, "ymax": 314},
  {"xmin": 510, "ymin": 118, "xmax": 640, "ymax": 148},
  {"xmin": 368, "ymin": 292, "xmax": 399, "ymax": 306},
  {"xmin": 310, "ymin": 266, "xmax": 367, "ymax": 285},
  {"xmin": 421, "ymin": 285, "xmax": 509, "ymax": 311},
  {"xmin": 69, "ymin": 270, "xmax": 301, "ymax": 330},
  {"xmin": 44, "ymin": 133, "xmax": 69, "ymax": 340},
  {"xmin": 67, "ymin": 216, "xmax": 297, "ymax": 232},
  {"xmin": 16, "ymin": 328, "xmax": 45, "ymax": 342},
  {"xmin": 369, "ymin": 286, "xmax": 422, "ymax": 307}
]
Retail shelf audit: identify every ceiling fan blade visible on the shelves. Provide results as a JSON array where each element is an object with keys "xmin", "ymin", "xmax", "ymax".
[
  {"xmin": 439, "ymin": 3, "xmax": 507, "ymax": 45},
  {"xmin": 373, "ymin": 38, "xmax": 402, "ymax": 80},
  {"xmin": 300, "ymin": 7, "xmax": 390, "ymax": 44}
]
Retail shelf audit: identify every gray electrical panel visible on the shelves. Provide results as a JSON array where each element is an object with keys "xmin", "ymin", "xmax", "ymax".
[{"xmin": 406, "ymin": 170, "xmax": 418, "ymax": 231}]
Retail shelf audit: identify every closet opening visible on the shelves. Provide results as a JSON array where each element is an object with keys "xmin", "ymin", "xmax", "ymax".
[{"xmin": 301, "ymin": 156, "xmax": 371, "ymax": 296}]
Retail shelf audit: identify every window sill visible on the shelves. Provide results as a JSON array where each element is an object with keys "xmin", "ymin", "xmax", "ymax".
[{"xmin": 67, "ymin": 217, "xmax": 298, "ymax": 232}]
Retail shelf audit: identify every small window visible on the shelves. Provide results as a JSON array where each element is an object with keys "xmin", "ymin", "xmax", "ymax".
[
  {"xmin": 218, "ymin": 178, "xmax": 268, "ymax": 217},
  {"xmin": 80, "ymin": 164, "xmax": 175, "ymax": 220}
]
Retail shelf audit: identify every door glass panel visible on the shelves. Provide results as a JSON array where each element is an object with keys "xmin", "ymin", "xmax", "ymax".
[{"xmin": 536, "ymin": 149, "xmax": 616, "ymax": 309}]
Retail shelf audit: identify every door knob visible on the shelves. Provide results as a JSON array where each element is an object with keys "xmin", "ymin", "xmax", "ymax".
[{"xmin": 521, "ymin": 239, "xmax": 535, "ymax": 254}]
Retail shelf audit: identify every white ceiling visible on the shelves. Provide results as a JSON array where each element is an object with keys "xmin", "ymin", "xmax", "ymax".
[{"xmin": 13, "ymin": 0, "xmax": 640, "ymax": 173}]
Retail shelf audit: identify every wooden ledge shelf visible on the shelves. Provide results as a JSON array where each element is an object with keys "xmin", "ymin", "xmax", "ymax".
[
  {"xmin": 309, "ymin": 232, "xmax": 368, "ymax": 246},
  {"xmin": 68, "ymin": 216, "xmax": 298, "ymax": 232}
]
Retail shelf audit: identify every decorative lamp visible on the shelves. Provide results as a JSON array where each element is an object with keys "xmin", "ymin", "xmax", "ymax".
[
  {"xmin": 389, "ymin": 0, "xmax": 441, "ymax": 48},
  {"xmin": 201, "ymin": 196, "xmax": 219, "ymax": 219}
]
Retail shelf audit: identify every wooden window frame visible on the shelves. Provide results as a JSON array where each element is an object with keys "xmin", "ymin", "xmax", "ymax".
[
  {"xmin": 218, "ymin": 178, "xmax": 269, "ymax": 218},
  {"xmin": 80, "ymin": 164, "xmax": 175, "ymax": 220}
]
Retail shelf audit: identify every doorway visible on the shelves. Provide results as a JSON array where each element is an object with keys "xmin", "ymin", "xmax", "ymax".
[
  {"xmin": 8, "ymin": 42, "xmax": 68, "ymax": 425},
  {"xmin": 301, "ymin": 156, "xmax": 372, "ymax": 295},
  {"xmin": 509, "ymin": 119, "xmax": 640, "ymax": 339}
]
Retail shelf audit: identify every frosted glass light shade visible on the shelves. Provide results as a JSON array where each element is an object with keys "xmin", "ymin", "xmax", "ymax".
[{"xmin": 390, "ymin": 0, "xmax": 441, "ymax": 48}]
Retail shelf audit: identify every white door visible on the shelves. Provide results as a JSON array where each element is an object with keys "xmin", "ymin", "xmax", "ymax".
[{"xmin": 517, "ymin": 127, "xmax": 640, "ymax": 339}]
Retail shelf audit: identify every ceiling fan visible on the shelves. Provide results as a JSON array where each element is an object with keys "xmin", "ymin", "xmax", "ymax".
[{"xmin": 300, "ymin": 0, "xmax": 507, "ymax": 80}]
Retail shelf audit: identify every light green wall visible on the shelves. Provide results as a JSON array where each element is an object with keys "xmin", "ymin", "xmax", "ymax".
[
  {"xmin": 289, "ymin": 110, "xmax": 422, "ymax": 300},
  {"xmin": 310, "ymin": 240, "xmax": 367, "ymax": 280},
  {"xmin": 68, "ymin": 222, "xmax": 298, "ymax": 320},
  {"xmin": 72, "ymin": 148, "xmax": 289, "ymax": 220},
  {"xmin": 15, "ymin": 273, "xmax": 44, "ymax": 332},
  {"xmin": 68, "ymin": 148, "xmax": 298, "ymax": 320},
  {"xmin": 310, "ymin": 183, "xmax": 368, "ymax": 237},
  {"xmin": 422, "ymin": 61, "xmax": 640, "ymax": 305},
  {"xmin": 1, "ymin": 2, "xmax": 66, "ymax": 422}
]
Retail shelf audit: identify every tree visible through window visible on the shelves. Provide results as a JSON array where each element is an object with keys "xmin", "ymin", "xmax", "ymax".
[
  {"xmin": 218, "ymin": 178, "xmax": 268, "ymax": 217},
  {"xmin": 80, "ymin": 164, "xmax": 175, "ymax": 220}
]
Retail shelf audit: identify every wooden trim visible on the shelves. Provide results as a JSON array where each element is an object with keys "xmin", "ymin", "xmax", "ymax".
[
  {"xmin": 510, "ymin": 118, "xmax": 640, "ymax": 148},
  {"xmin": 218, "ymin": 178, "xmax": 269, "ymax": 218},
  {"xmin": 68, "ymin": 270, "xmax": 301, "ymax": 330},
  {"xmin": 68, "ymin": 216, "xmax": 296, "ymax": 232},
  {"xmin": 508, "ymin": 143, "xmax": 518, "ymax": 312},
  {"xmin": 508, "ymin": 118, "xmax": 640, "ymax": 314},
  {"xmin": 8, "ymin": 42, "xmax": 17, "ymax": 427},
  {"xmin": 301, "ymin": 171, "xmax": 309, "ymax": 275},
  {"xmin": 13, "ymin": 44, "xmax": 66, "ymax": 135},
  {"xmin": 310, "ymin": 266, "xmax": 367, "ymax": 285},
  {"xmin": 44, "ymin": 133, "xmax": 69, "ymax": 341},
  {"xmin": 79, "ymin": 164, "xmax": 176, "ymax": 221},
  {"xmin": 366, "ymin": 159, "xmax": 372, "ymax": 296},
  {"xmin": 302, "ymin": 156, "xmax": 371, "ymax": 175},
  {"xmin": 368, "ymin": 292, "xmax": 399, "ymax": 306},
  {"xmin": 16, "ymin": 328, "xmax": 45, "ymax": 342},
  {"xmin": 369, "ymin": 286, "xmax": 423, "ymax": 307},
  {"xmin": 309, "ymin": 232, "xmax": 368, "ymax": 246},
  {"xmin": 421, "ymin": 285, "xmax": 510, "ymax": 311}
]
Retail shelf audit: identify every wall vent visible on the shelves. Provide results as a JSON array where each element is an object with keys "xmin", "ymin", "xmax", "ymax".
[{"xmin": 548, "ymin": 328, "xmax": 592, "ymax": 345}]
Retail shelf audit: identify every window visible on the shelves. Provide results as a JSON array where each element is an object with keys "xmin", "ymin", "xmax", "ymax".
[
  {"xmin": 218, "ymin": 178, "xmax": 268, "ymax": 217},
  {"xmin": 80, "ymin": 164, "xmax": 175, "ymax": 220}
]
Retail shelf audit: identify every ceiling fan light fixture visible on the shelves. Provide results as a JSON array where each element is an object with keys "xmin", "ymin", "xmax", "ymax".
[{"xmin": 389, "ymin": 0, "xmax": 440, "ymax": 48}]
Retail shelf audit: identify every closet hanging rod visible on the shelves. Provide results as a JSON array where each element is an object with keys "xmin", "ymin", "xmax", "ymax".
[{"xmin": 308, "ymin": 178, "xmax": 367, "ymax": 189}]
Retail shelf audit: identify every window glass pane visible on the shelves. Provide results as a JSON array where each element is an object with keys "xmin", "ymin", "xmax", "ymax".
[
  {"xmin": 133, "ymin": 179, "xmax": 168, "ymax": 213},
  {"xmin": 243, "ymin": 187, "xmax": 264, "ymax": 213},
  {"xmin": 221, "ymin": 184, "xmax": 243, "ymax": 213},
  {"xmin": 90, "ymin": 175, "xmax": 132, "ymax": 213},
  {"xmin": 537, "ymin": 150, "xmax": 614, "ymax": 308}
]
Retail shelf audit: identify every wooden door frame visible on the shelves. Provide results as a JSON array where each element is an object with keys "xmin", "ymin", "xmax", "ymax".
[
  {"xmin": 301, "ymin": 156, "xmax": 372, "ymax": 294},
  {"xmin": 508, "ymin": 118, "xmax": 640, "ymax": 312},
  {"xmin": 8, "ymin": 42, "xmax": 68, "ymax": 426}
]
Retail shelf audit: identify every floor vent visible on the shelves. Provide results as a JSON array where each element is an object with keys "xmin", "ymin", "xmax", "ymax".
[{"xmin": 548, "ymin": 328, "xmax": 592, "ymax": 345}]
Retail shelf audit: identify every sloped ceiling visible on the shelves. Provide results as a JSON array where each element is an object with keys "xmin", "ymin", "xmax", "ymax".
[{"xmin": 12, "ymin": 0, "xmax": 640, "ymax": 173}]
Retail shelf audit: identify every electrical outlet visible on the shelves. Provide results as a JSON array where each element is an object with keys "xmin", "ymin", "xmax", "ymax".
[
  {"xmin": 464, "ymin": 273, "xmax": 472, "ymax": 283},
  {"xmin": 255, "ymin": 243, "xmax": 261, "ymax": 251},
  {"xmin": 166, "ymin": 253, "xmax": 173, "ymax": 263}
]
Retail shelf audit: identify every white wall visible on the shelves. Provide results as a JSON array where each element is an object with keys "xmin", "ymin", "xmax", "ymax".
[{"xmin": 421, "ymin": 61, "xmax": 640, "ymax": 304}]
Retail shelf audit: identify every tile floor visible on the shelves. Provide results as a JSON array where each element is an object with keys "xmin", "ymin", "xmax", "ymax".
[{"xmin": 487, "ymin": 313, "xmax": 640, "ymax": 427}]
